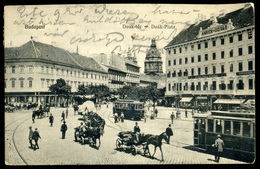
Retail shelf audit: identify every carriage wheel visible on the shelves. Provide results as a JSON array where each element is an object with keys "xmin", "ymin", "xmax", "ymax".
[
  {"xmin": 116, "ymin": 138, "xmax": 122, "ymax": 149},
  {"xmin": 131, "ymin": 146, "xmax": 137, "ymax": 156}
]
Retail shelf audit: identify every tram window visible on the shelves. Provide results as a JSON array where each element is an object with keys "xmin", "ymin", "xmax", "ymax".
[
  {"xmin": 201, "ymin": 119, "xmax": 205, "ymax": 130},
  {"xmin": 233, "ymin": 121, "xmax": 241, "ymax": 136},
  {"xmin": 242, "ymin": 122, "xmax": 251, "ymax": 137},
  {"xmin": 208, "ymin": 119, "xmax": 214, "ymax": 132},
  {"xmin": 224, "ymin": 121, "xmax": 231, "ymax": 134},
  {"xmin": 136, "ymin": 104, "xmax": 143, "ymax": 109},
  {"xmin": 216, "ymin": 119, "xmax": 222, "ymax": 133}
]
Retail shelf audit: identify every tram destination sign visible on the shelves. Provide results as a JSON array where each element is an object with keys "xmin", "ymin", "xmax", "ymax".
[{"xmin": 188, "ymin": 73, "xmax": 226, "ymax": 79}]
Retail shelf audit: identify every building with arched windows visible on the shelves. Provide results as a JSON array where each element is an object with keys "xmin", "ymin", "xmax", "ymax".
[
  {"xmin": 4, "ymin": 39, "xmax": 108, "ymax": 106},
  {"xmin": 164, "ymin": 4, "xmax": 255, "ymax": 111}
]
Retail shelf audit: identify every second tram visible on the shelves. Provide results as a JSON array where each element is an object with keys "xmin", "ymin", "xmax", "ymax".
[{"xmin": 193, "ymin": 110, "xmax": 255, "ymax": 163}]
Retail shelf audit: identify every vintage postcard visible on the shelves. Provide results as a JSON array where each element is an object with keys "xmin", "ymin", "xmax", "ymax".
[{"xmin": 4, "ymin": 3, "xmax": 255, "ymax": 165}]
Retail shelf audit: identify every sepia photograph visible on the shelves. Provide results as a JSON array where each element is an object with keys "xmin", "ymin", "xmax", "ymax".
[{"xmin": 4, "ymin": 3, "xmax": 255, "ymax": 165}]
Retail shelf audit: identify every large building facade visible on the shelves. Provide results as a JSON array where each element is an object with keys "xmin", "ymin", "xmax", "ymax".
[
  {"xmin": 164, "ymin": 4, "xmax": 255, "ymax": 110},
  {"xmin": 5, "ymin": 39, "xmax": 108, "ymax": 105}
]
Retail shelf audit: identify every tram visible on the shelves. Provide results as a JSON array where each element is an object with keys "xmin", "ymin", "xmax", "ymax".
[
  {"xmin": 113, "ymin": 99, "xmax": 144, "ymax": 120},
  {"xmin": 193, "ymin": 110, "xmax": 255, "ymax": 162}
]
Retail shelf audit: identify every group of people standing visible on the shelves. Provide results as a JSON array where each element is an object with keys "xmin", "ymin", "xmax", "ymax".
[{"xmin": 28, "ymin": 126, "xmax": 41, "ymax": 151}]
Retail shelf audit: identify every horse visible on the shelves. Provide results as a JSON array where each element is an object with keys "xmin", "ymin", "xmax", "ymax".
[{"xmin": 143, "ymin": 132, "xmax": 168, "ymax": 162}]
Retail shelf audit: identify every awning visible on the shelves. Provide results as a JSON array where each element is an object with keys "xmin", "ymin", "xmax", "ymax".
[
  {"xmin": 179, "ymin": 97, "xmax": 193, "ymax": 102},
  {"xmin": 197, "ymin": 96, "xmax": 207, "ymax": 100},
  {"xmin": 214, "ymin": 99, "xmax": 245, "ymax": 104}
]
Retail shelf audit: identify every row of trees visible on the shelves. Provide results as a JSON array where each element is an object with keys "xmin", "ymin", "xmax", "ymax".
[{"xmin": 48, "ymin": 78, "xmax": 165, "ymax": 107}]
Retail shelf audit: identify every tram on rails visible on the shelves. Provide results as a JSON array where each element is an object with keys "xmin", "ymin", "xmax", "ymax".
[
  {"xmin": 113, "ymin": 99, "xmax": 144, "ymax": 120},
  {"xmin": 193, "ymin": 110, "xmax": 255, "ymax": 162}
]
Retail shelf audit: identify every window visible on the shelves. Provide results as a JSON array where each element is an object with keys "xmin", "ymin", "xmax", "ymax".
[
  {"xmin": 179, "ymin": 48, "xmax": 182, "ymax": 53},
  {"xmin": 248, "ymin": 30, "xmax": 252, "ymax": 39},
  {"xmin": 249, "ymin": 79, "xmax": 253, "ymax": 90},
  {"xmin": 229, "ymin": 49, "xmax": 233, "ymax": 57},
  {"xmin": 12, "ymin": 80, "xmax": 15, "ymax": 88},
  {"xmin": 185, "ymin": 46, "xmax": 188, "ymax": 52},
  {"xmin": 168, "ymin": 83, "xmax": 171, "ymax": 91},
  {"xmin": 233, "ymin": 121, "xmax": 241, "ymax": 135},
  {"xmin": 191, "ymin": 56, "xmax": 194, "ymax": 63},
  {"xmin": 237, "ymin": 80, "xmax": 244, "ymax": 90},
  {"xmin": 230, "ymin": 64, "xmax": 233, "ymax": 72},
  {"xmin": 198, "ymin": 55, "xmax": 201, "ymax": 62},
  {"xmin": 229, "ymin": 36, "xmax": 233, "ymax": 43},
  {"xmin": 29, "ymin": 80, "xmax": 32, "ymax": 88},
  {"xmin": 185, "ymin": 57, "xmax": 188, "ymax": 64},
  {"xmin": 198, "ymin": 68, "xmax": 201, "ymax": 75},
  {"xmin": 228, "ymin": 80, "xmax": 233, "ymax": 90},
  {"xmin": 242, "ymin": 122, "xmax": 251, "ymax": 137},
  {"xmin": 20, "ymin": 66, "xmax": 24, "ymax": 73},
  {"xmin": 238, "ymin": 47, "xmax": 243, "ymax": 56},
  {"xmin": 191, "ymin": 82, "xmax": 195, "ymax": 91},
  {"xmin": 168, "ymin": 60, "xmax": 171, "ymax": 66},
  {"xmin": 248, "ymin": 46, "xmax": 253, "ymax": 54},
  {"xmin": 205, "ymin": 54, "xmax": 208, "ymax": 61},
  {"xmin": 238, "ymin": 34, "xmax": 243, "ymax": 41},
  {"xmin": 174, "ymin": 59, "xmax": 176, "ymax": 65},
  {"xmin": 221, "ymin": 51, "xmax": 225, "ymax": 59},
  {"xmin": 12, "ymin": 66, "xmax": 15, "ymax": 73},
  {"xmin": 20, "ymin": 80, "xmax": 24, "ymax": 88},
  {"xmin": 179, "ymin": 58, "xmax": 182, "ymax": 65},
  {"xmin": 224, "ymin": 121, "xmax": 231, "ymax": 134},
  {"xmin": 216, "ymin": 119, "xmax": 222, "ymax": 133},
  {"xmin": 198, "ymin": 43, "xmax": 201, "ymax": 50},
  {"xmin": 221, "ymin": 38, "xmax": 225, "ymax": 45},
  {"xmin": 248, "ymin": 60, "xmax": 253, "ymax": 70},
  {"xmin": 212, "ymin": 81, "xmax": 216, "ymax": 90},
  {"xmin": 212, "ymin": 52, "xmax": 216, "ymax": 60},
  {"xmin": 213, "ymin": 66, "xmax": 216, "ymax": 74},
  {"xmin": 204, "ymin": 41, "xmax": 208, "ymax": 48},
  {"xmin": 205, "ymin": 67, "xmax": 208, "ymax": 75},
  {"xmin": 212, "ymin": 40, "xmax": 216, "ymax": 47},
  {"xmin": 168, "ymin": 49, "xmax": 171, "ymax": 55},
  {"xmin": 208, "ymin": 119, "xmax": 214, "ymax": 132},
  {"xmin": 239, "ymin": 62, "xmax": 243, "ymax": 71},
  {"xmin": 191, "ymin": 68, "xmax": 194, "ymax": 76},
  {"xmin": 173, "ymin": 49, "xmax": 176, "ymax": 54},
  {"xmin": 191, "ymin": 45, "xmax": 194, "ymax": 51},
  {"xmin": 221, "ymin": 65, "xmax": 225, "ymax": 73}
]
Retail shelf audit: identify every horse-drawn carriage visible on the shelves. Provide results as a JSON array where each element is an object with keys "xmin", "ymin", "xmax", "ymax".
[
  {"xmin": 115, "ymin": 131, "xmax": 168, "ymax": 161},
  {"xmin": 74, "ymin": 112, "xmax": 105, "ymax": 149},
  {"xmin": 32, "ymin": 104, "xmax": 50, "ymax": 118},
  {"xmin": 116, "ymin": 131, "xmax": 149, "ymax": 155}
]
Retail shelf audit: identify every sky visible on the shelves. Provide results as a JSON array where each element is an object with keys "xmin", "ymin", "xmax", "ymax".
[{"xmin": 4, "ymin": 3, "xmax": 249, "ymax": 73}]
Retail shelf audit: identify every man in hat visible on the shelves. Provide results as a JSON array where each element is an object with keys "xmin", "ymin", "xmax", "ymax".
[
  {"xmin": 32, "ymin": 128, "xmax": 41, "ymax": 151},
  {"xmin": 133, "ymin": 122, "xmax": 141, "ymax": 143},
  {"xmin": 49, "ymin": 113, "xmax": 54, "ymax": 127},
  {"xmin": 28, "ymin": 126, "xmax": 34, "ymax": 149},
  {"xmin": 165, "ymin": 124, "xmax": 173, "ymax": 144},
  {"xmin": 214, "ymin": 134, "xmax": 225, "ymax": 162},
  {"xmin": 60, "ymin": 121, "xmax": 68, "ymax": 139}
]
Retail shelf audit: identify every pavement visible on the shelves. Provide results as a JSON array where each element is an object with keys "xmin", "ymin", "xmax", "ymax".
[{"xmin": 5, "ymin": 103, "xmax": 251, "ymax": 165}]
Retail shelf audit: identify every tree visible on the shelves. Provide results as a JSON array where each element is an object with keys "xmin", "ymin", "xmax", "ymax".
[{"xmin": 49, "ymin": 78, "xmax": 71, "ymax": 107}]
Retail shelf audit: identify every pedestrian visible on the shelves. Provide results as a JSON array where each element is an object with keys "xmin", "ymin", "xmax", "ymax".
[
  {"xmin": 60, "ymin": 121, "xmax": 68, "ymax": 139},
  {"xmin": 185, "ymin": 109, "xmax": 188, "ymax": 118},
  {"xmin": 120, "ymin": 112, "xmax": 124, "ymax": 122},
  {"xmin": 61, "ymin": 111, "xmax": 65, "ymax": 122},
  {"xmin": 213, "ymin": 134, "xmax": 225, "ymax": 162},
  {"xmin": 144, "ymin": 110, "xmax": 147, "ymax": 123},
  {"xmin": 133, "ymin": 122, "xmax": 141, "ymax": 143},
  {"xmin": 65, "ymin": 107, "xmax": 68, "ymax": 118},
  {"xmin": 28, "ymin": 126, "xmax": 34, "ymax": 149},
  {"xmin": 73, "ymin": 103, "xmax": 78, "ymax": 115},
  {"xmin": 49, "ymin": 113, "xmax": 54, "ymax": 127},
  {"xmin": 154, "ymin": 108, "xmax": 158, "ymax": 117},
  {"xmin": 114, "ymin": 112, "xmax": 118, "ymax": 123},
  {"xmin": 165, "ymin": 124, "xmax": 173, "ymax": 144},
  {"xmin": 32, "ymin": 111, "xmax": 36, "ymax": 123},
  {"xmin": 32, "ymin": 128, "xmax": 41, "ymax": 151},
  {"xmin": 170, "ymin": 112, "xmax": 175, "ymax": 124}
]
